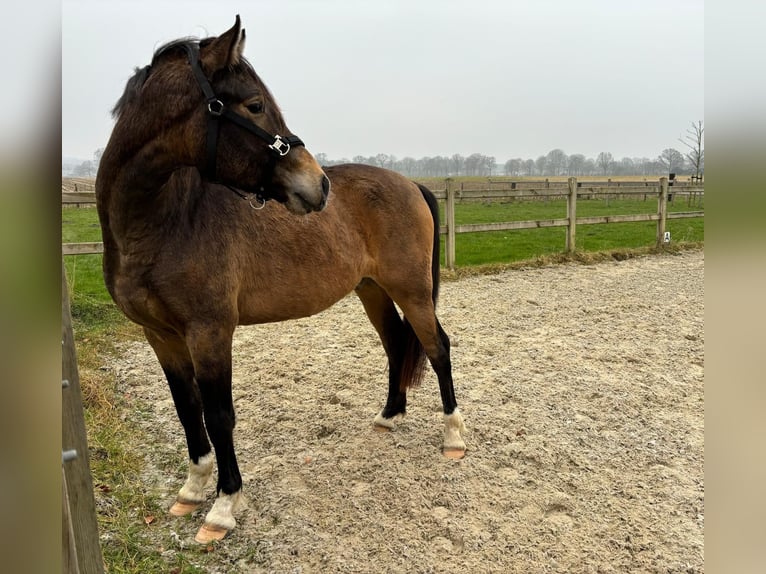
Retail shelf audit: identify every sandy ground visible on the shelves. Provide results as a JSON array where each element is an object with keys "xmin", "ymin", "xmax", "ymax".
[{"xmin": 108, "ymin": 250, "xmax": 704, "ymax": 573}]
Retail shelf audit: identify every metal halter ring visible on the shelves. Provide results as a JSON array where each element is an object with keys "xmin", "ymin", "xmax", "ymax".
[
  {"xmin": 248, "ymin": 194, "xmax": 266, "ymax": 210},
  {"xmin": 207, "ymin": 99, "xmax": 224, "ymax": 116}
]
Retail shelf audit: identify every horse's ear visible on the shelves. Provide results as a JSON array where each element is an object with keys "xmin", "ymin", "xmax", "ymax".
[{"xmin": 201, "ymin": 15, "xmax": 245, "ymax": 73}]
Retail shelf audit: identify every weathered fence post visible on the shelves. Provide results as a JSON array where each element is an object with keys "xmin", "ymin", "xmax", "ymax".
[
  {"xmin": 63, "ymin": 466, "xmax": 80, "ymax": 573},
  {"xmin": 62, "ymin": 262, "xmax": 104, "ymax": 574},
  {"xmin": 566, "ymin": 177, "xmax": 577, "ymax": 253},
  {"xmin": 445, "ymin": 178, "xmax": 456, "ymax": 269},
  {"xmin": 657, "ymin": 177, "xmax": 668, "ymax": 248}
]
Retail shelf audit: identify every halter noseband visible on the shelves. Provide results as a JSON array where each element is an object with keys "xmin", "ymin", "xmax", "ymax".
[{"xmin": 181, "ymin": 42, "xmax": 304, "ymax": 182}]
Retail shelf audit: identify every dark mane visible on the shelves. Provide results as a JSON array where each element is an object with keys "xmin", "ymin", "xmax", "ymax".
[
  {"xmin": 111, "ymin": 37, "xmax": 274, "ymax": 119},
  {"xmin": 111, "ymin": 38, "xmax": 198, "ymax": 118},
  {"xmin": 111, "ymin": 64, "xmax": 151, "ymax": 118}
]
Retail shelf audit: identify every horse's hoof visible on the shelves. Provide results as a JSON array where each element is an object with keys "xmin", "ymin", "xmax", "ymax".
[
  {"xmin": 194, "ymin": 523, "xmax": 230, "ymax": 544},
  {"xmin": 373, "ymin": 411, "xmax": 402, "ymax": 431},
  {"xmin": 169, "ymin": 498, "xmax": 202, "ymax": 517},
  {"xmin": 442, "ymin": 448, "xmax": 466, "ymax": 460}
]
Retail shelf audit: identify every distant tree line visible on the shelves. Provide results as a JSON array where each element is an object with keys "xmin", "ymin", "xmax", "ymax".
[
  {"xmin": 316, "ymin": 121, "xmax": 704, "ymax": 179},
  {"xmin": 68, "ymin": 148, "xmax": 104, "ymax": 177},
  {"xmin": 67, "ymin": 123, "xmax": 703, "ymax": 180},
  {"xmin": 316, "ymin": 146, "xmax": 702, "ymax": 179}
]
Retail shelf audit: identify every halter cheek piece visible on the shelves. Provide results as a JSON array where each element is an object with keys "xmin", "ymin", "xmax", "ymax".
[{"xmin": 181, "ymin": 43, "xmax": 304, "ymax": 204}]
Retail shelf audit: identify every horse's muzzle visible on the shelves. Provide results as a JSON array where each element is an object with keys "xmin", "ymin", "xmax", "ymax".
[{"xmin": 274, "ymin": 152, "xmax": 329, "ymax": 214}]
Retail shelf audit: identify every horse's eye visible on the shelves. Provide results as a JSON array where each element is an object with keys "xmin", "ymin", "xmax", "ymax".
[{"xmin": 247, "ymin": 103, "xmax": 263, "ymax": 114}]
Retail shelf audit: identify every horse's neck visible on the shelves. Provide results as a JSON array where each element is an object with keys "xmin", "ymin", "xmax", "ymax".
[
  {"xmin": 98, "ymin": 115, "xmax": 201, "ymax": 220},
  {"xmin": 98, "ymin": 150, "xmax": 200, "ymax": 244}
]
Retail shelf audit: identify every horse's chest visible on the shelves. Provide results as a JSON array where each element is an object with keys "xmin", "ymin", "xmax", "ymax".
[{"xmin": 105, "ymin": 252, "xmax": 179, "ymax": 330}]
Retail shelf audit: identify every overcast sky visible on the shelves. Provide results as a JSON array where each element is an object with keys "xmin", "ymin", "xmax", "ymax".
[{"xmin": 62, "ymin": 0, "xmax": 704, "ymax": 164}]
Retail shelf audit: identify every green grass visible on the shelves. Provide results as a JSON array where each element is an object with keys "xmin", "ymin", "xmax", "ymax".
[
  {"xmin": 62, "ymin": 208, "xmax": 125, "ymax": 330},
  {"xmin": 437, "ymin": 197, "xmax": 703, "ymax": 266}
]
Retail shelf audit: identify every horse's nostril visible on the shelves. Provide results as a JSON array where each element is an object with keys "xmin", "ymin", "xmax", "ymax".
[{"xmin": 321, "ymin": 174, "xmax": 331, "ymax": 197}]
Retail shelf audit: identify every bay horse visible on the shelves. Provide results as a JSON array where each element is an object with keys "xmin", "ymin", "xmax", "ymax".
[{"xmin": 96, "ymin": 16, "xmax": 465, "ymax": 543}]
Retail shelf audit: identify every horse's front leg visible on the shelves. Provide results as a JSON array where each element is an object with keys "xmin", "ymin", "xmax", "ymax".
[
  {"xmin": 186, "ymin": 325, "xmax": 243, "ymax": 543},
  {"xmin": 144, "ymin": 328, "xmax": 214, "ymax": 516}
]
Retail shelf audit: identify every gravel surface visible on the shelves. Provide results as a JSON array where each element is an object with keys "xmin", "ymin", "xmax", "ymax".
[{"xmin": 109, "ymin": 249, "xmax": 704, "ymax": 573}]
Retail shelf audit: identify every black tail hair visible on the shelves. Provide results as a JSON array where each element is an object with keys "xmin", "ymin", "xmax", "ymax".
[{"xmin": 398, "ymin": 183, "xmax": 441, "ymax": 391}]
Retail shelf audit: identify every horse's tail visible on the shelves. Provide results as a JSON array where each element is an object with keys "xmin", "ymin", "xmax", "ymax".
[{"xmin": 398, "ymin": 183, "xmax": 441, "ymax": 391}]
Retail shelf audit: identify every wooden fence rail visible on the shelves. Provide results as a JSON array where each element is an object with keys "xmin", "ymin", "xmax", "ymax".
[{"xmin": 62, "ymin": 177, "xmax": 703, "ymax": 266}]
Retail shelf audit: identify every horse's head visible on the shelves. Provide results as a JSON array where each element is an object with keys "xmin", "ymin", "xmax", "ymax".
[{"xmin": 111, "ymin": 15, "xmax": 329, "ymax": 214}]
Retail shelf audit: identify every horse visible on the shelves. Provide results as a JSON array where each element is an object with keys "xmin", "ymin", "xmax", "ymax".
[{"xmin": 95, "ymin": 16, "xmax": 466, "ymax": 543}]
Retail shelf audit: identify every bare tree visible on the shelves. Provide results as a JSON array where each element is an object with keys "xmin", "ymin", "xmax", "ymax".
[
  {"xmin": 450, "ymin": 154, "xmax": 464, "ymax": 176},
  {"xmin": 504, "ymin": 158, "xmax": 523, "ymax": 176},
  {"xmin": 658, "ymin": 148, "xmax": 685, "ymax": 175},
  {"xmin": 567, "ymin": 154, "xmax": 586, "ymax": 176},
  {"xmin": 546, "ymin": 148, "xmax": 568, "ymax": 175},
  {"xmin": 484, "ymin": 155, "xmax": 496, "ymax": 176},
  {"xmin": 534, "ymin": 155, "xmax": 547, "ymax": 176},
  {"xmin": 73, "ymin": 160, "xmax": 96, "ymax": 177},
  {"xmin": 617, "ymin": 157, "xmax": 635, "ymax": 175},
  {"xmin": 597, "ymin": 152, "xmax": 614, "ymax": 175},
  {"xmin": 679, "ymin": 120, "xmax": 704, "ymax": 179}
]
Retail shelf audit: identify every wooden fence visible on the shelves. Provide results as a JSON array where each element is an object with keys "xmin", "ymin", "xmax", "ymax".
[
  {"xmin": 428, "ymin": 176, "xmax": 703, "ymax": 268},
  {"xmin": 62, "ymin": 177, "xmax": 704, "ymax": 266},
  {"xmin": 62, "ymin": 262, "xmax": 105, "ymax": 573}
]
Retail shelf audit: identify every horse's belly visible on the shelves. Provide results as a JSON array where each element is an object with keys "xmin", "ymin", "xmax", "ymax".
[{"xmin": 236, "ymin": 273, "xmax": 360, "ymax": 325}]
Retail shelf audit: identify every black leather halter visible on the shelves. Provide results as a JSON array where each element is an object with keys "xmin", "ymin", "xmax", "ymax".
[{"xmin": 182, "ymin": 42, "xmax": 304, "ymax": 181}]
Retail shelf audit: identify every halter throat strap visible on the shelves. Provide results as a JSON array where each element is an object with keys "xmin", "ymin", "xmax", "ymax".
[{"xmin": 181, "ymin": 43, "xmax": 304, "ymax": 180}]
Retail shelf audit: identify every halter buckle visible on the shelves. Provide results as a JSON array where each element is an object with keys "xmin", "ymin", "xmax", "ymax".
[{"xmin": 268, "ymin": 135, "xmax": 291, "ymax": 156}]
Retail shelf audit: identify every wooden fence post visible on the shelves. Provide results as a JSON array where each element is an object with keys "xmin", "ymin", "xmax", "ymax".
[
  {"xmin": 566, "ymin": 177, "xmax": 577, "ymax": 253},
  {"xmin": 63, "ymin": 466, "xmax": 80, "ymax": 573},
  {"xmin": 62, "ymin": 262, "xmax": 105, "ymax": 574},
  {"xmin": 657, "ymin": 177, "xmax": 668, "ymax": 248},
  {"xmin": 445, "ymin": 178, "xmax": 456, "ymax": 269}
]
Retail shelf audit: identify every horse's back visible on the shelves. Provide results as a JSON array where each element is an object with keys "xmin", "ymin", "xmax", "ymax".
[
  {"xmin": 324, "ymin": 163, "xmax": 427, "ymax": 209},
  {"xmin": 323, "ymin": 164, "xmax": 437, "ymax": 297},
  {"xmin": 323, "ymin": 164, "xmax": 435, "ymax": 246}
]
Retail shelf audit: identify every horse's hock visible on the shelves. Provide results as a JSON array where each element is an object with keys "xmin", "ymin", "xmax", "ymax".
[{"xmin": 108, "ymin": 250, "xmax": 704, "ymax": 572}]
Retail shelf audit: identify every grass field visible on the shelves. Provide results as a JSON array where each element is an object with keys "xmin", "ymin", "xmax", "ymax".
[{"xmin": 440, "ymin": 196, "xmax": 703, "ymax": 266}]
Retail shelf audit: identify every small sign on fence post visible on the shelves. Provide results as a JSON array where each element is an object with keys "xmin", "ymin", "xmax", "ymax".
[{"xmin": 657, "ymin": 177, "xmax": 669, "ymax": 248}]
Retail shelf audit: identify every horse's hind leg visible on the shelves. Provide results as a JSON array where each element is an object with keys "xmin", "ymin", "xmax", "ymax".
[
  {"xmin": 430, "ymin": 318, "xmax": 467, "ymax": 458},
  {"xmin": 355, "ymin": 279, "xmax": 408, "ymax": 429},
  {"xmin": 143, "ymin": 328, "xmax": 214, "ymax": 516},
  {"xmin": 390, "ymin": 293, "xmax": 467, "ymax": 458}
]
